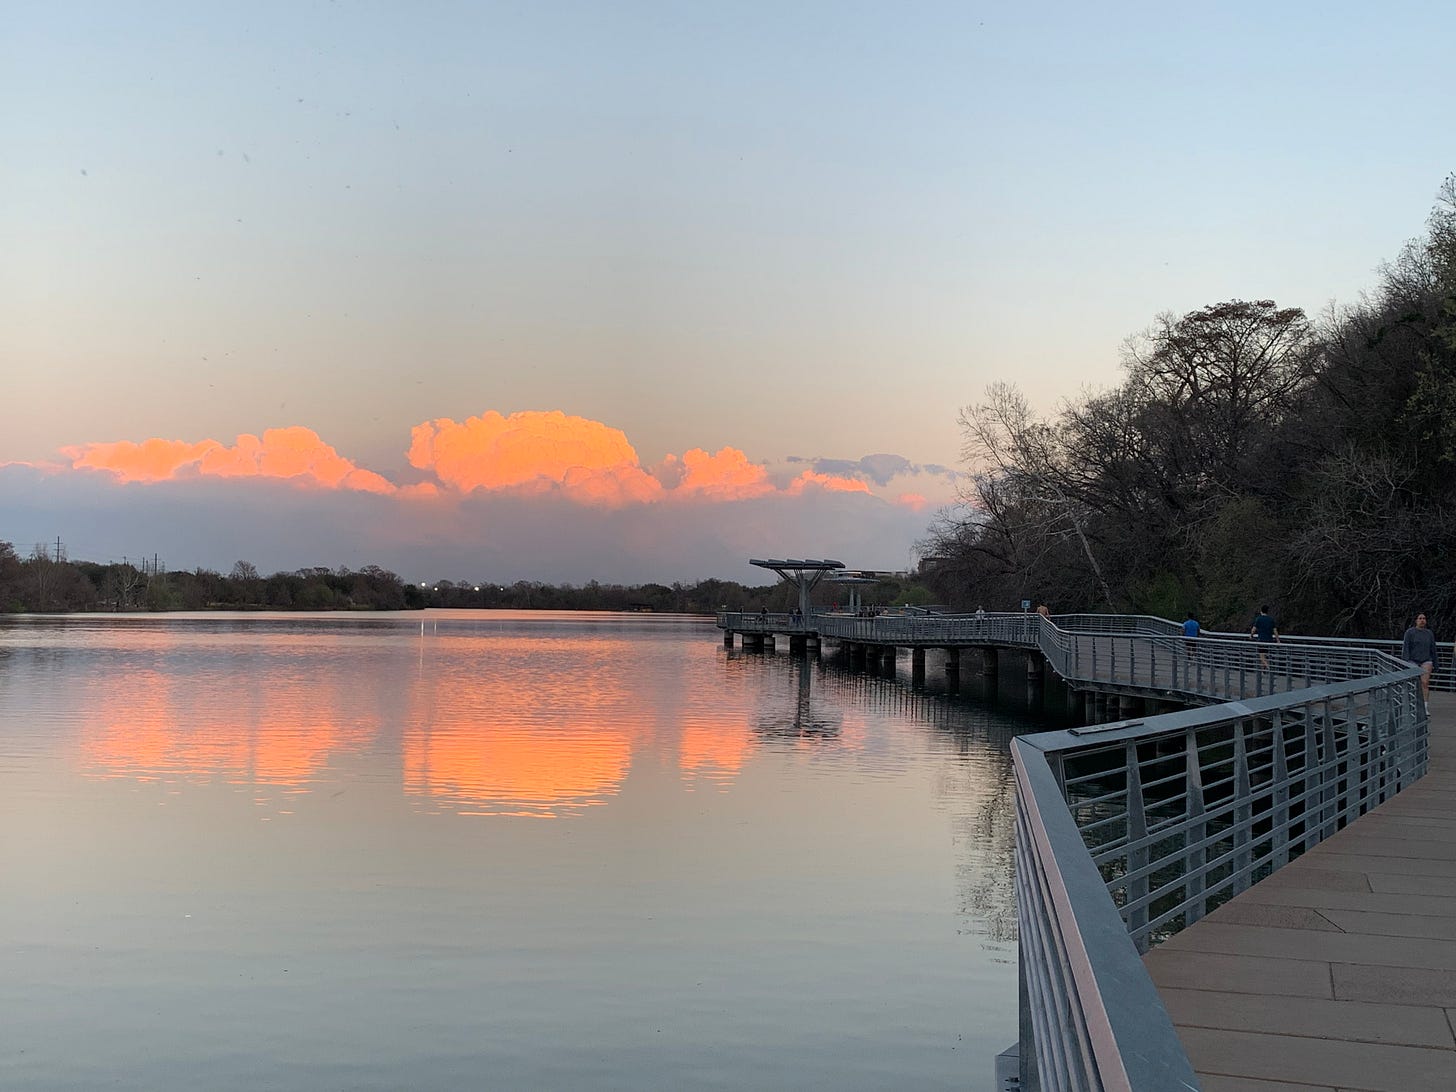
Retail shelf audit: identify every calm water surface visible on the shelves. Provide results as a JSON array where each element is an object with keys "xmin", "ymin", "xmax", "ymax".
[{"xmin": 0, "ymin": 611, "xmax": 1035, "ymax": 1090}]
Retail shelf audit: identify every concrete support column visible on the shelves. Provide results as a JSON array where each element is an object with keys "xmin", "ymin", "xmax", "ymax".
[
  {"xmin": 723, "ymin": 630, "xmax": 734, "ymax": 648},
  {"xmin": 789, "ymin": 635, "xmax": 805, "ymax": 655},
  {"xmin": 982, "ymin": 648, "xmax": 999, "ymax": 678},
  {"xmin": 911, "ymin": 647, "xmax": 926, "ymax": 686},
  {"xmin": 943, "ymin": 647, "xmax": 961, "ymax": 675},
  {"xmin": 1026, "ymin": 651, "xmax": 1045, "ymax": 681}
]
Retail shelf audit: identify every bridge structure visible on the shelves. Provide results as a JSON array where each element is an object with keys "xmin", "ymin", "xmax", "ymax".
[{"xmin": 715, "ymin": 606, "xmax": 1436, "ymax": 1090}]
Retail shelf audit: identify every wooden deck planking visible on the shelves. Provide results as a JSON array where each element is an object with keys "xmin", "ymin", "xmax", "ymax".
[{"xmin": 1145, "ymin": 692, "xmax": 1456, "ymax": 1091}]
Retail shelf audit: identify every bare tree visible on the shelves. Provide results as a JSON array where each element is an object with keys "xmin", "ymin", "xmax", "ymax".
[{"xmin": 957, "ymin": 383, "xmax": 1116, "ymax": 608}]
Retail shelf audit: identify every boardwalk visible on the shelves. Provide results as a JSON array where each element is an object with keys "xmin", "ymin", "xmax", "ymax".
[
  {"xmin": 1146, "ymin": 693, "xmax": 1456, "ymax": 1092},
  {"xmin": 720, "ymin": 607, "xmax": 1433, "ymax": 1087}
]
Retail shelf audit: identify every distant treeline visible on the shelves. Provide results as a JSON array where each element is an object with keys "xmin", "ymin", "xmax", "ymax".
[
  {"xmin": 921, "ymin": 175, "xmax": 1456, "ymax": 637},
  {"xmin": 419, "ymin": 573, "xmax": 932, "ymax": 613},
  {"xmin": 0, "ymin": 542, "xmax": 933, "ymax": 615},
  {"xmin": 0, "ymin": 547, "xmax": 418, "ymax": 612}
]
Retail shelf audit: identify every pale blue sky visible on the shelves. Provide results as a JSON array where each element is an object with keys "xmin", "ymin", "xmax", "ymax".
[{"xmin": 2, "ymin": 1, "xmax": 1453, "ymax": 578}]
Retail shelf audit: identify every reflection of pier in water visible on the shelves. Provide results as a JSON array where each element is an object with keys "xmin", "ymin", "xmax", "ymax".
[
  {"xmin": 739, "ymin": 634, "xmax": 1076, "ymax": 726},
  {"xmin": 753, "ymin": 654, "xmax": 843, "ymax": 739},
  {"xmin": 732, "ymin": 648, "xmax": 1020, "ymax": 945}
]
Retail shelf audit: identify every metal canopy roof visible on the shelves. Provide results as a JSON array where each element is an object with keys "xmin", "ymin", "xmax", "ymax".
[
  {"xmin": 748, "ymin": 558, "xmax": 845, "ymax": 617},
  {"xmin": 749, "ymin": 558, "xmax": 845, "ymax": 571}
]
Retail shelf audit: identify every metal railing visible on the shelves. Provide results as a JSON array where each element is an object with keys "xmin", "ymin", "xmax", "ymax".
[
  {"xmin": 717, "ymin": 611, "xmax": 810, "ymax": 634},
  {"xmin": 812, "ymin": 610, "xmax": 1040, "ymax": 647},
  {"xmin": 1205, "ymin": 629, "xmax": 1456, "ymax": 692},
  {"xmin": 714, "ymin": 608, "xmax": 1429, "ymax": 1090},
  {"xmin": 1013, "ymin": 663, "xmax": 1423, "ymax": 1091}
]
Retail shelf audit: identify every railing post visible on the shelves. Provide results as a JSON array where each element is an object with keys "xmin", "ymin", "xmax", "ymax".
[
  {"xmin": 1184, "ymin": 730, "xmax": 1208, "ymax": 925},
  {"xmin": 1320, "ymin": 698, "xmax": 1340, "ymax": 839},
  {"xmin": 1124, "ymin": 741, "xmax": 1150, "ymax": 950},
  {"xmin": 1232, "ymin": 720, "xmax": 1253, "ymax": 895},
  {"xmin": 1271, "ymin": 710, "xmax": 1291, "ymax": 870},
  {"xmin": 1367, "ymin": 685, "xmax": 1389, "ymax": 809}
]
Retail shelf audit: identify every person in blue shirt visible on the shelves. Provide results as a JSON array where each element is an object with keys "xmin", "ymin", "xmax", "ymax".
[
  {"xmin": 1250, "ymin": 605, "xmax": 1279, "ymax": 668},
  {"xmin": 1182, "ymin": 612, "xmax": 1200, "ymax": 658}
]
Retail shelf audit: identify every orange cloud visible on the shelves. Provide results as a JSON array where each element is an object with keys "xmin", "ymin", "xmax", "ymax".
[
  {"xmin": 896, "ymin": 492, "xmax": 929, "ymax": 511},
  {"xmin": 664, "ymin": 447, "xmax": 775, "ymax": 501},
  {"xmin": 65, "ymin": 428, "xmax": 395, "ymax": 494},
  {"xmin": 785, "ymin": 469, "xmax": 872, "ymax": 495},
  {"xmin": 48, "ymin": 409, "xmax": 919, "ymax": 511},
  {"xmin": 407, "ymin": 410, "xmax": 662, "ymax": 502},
  {"xmin": 67, "ymin": 437, "xmax": 223, "ymax": 482}
]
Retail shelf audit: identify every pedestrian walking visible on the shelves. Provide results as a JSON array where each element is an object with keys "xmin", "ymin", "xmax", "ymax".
[
  {"xmin": 1402, "ymin": 612, "xmax": 1439, "ymax": 702},
  {"xmin": 1182, "ymin": 612, "xmax": 1200, "ymax": 658},
  {"xmin": 1250, "ymin": 605, "xmax": 1279, "ymax": 668}
]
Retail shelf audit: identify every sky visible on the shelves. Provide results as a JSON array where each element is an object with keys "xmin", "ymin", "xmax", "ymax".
[{"xmin": 3, "ymin": 1, "xmax": 1455, "ymax": 584}]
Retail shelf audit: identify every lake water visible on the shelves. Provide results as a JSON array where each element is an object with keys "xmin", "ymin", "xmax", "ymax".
[{"xmin": 0, "ymin": 611, "xmax": 1033, "ymax": 1090}]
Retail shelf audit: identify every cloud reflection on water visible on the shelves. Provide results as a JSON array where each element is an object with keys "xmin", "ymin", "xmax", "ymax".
[
  {"xmin": 80, "ymin": 665, "xmax": 370, "ymax": 796},
  {"xmin": 399, "ymin": 632, "xmax": 648, "ymax": 816},
  {"xmin": 55, "ymin": 614, "xmax": 1018, "ymax": 947}
]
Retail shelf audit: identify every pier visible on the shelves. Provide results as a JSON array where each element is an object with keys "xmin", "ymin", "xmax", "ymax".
[{"xmin": 716, "ymin": 603, "xmax": 1442, "ymax": 1090}]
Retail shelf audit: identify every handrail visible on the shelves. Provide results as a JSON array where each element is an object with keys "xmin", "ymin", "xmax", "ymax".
[{"xmin": 1203, "ymin": 628, "xmax": 1456, "ymax": 691}]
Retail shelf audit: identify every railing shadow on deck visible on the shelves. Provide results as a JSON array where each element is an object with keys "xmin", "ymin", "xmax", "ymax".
[{"xmin": 716, "ymin": 609, "xmax": 1430, "ymax": 1091}]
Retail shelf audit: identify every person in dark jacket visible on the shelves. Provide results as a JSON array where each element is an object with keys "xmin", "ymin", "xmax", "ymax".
[
  {"xmin": 1249, "ymin": 605, "xmax": 1279, "ymax": 668},
  {"xmin": 1402, "ymin": 612, "xmax": 1439, "ymax": 701}
]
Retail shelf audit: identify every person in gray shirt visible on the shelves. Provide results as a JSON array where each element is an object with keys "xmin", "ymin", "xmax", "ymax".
[{"xmin": 1401, "ymin": 612, "xmax": 1439, "ymax": 700}]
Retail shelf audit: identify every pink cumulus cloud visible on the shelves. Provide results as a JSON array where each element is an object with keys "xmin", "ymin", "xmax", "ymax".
[
  {"xmin": 64, "ymin": 428, "xmax": 396, "ymax": 494},
  {"xmin": 49, "ymin": 409, "xmax": 945, "ymax": 515}
]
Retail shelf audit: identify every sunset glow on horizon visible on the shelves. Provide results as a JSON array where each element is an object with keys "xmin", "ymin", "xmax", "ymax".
[{"xmin": 52, "ymin": 409, "xmax": 898, "ymax": 509}]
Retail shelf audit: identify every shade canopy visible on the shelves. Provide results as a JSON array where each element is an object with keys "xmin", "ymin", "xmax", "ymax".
[
  {"xmin": 748, "ymin": 558, "xmax": 845, "ymax": 617},
  {"xmin": 749, "ymin": 559, "xmax": 845, "ymax": 572}
]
